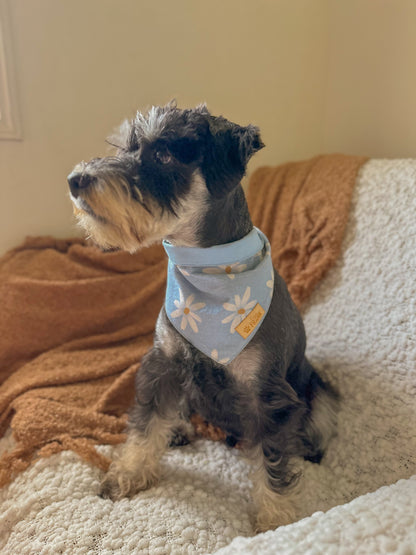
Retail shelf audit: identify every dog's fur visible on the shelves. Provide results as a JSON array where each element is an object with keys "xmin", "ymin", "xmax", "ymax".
[{"xmin": 68, "ymin": 102, "xmax": 338, "ymax": 532}]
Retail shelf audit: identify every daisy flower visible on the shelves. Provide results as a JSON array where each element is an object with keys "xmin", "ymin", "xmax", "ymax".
[
  {"xmin": 170, "ymin": 290, "xmax": 205, "ymax": 333},
  {"xmin": 202, "ymin": 262, "xmax": 247, "ymax": 280},
  {"xmin": 266, "ymin": 269, "xmax": 274, "ymax": 296},
  {"xmin": 222, "ymin": 286, "xmax": 257, "ymax": 334}
]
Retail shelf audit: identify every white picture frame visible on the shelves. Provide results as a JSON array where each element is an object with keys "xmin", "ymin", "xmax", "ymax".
[{"xmin": 0, "ymin": 0, "xmax": 21, "ymax": 140}]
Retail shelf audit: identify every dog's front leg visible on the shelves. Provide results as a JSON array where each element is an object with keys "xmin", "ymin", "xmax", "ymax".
[
  {"xmin": 100, "ymin": 347, "xmax": 184, "ymax": 501},
  {"xmin": 250, "ymin": 446, "xmax": 298, "ymax": 532}
]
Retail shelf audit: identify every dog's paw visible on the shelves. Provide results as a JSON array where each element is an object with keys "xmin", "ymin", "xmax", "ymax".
[
  {"xmin": 98, "ymin": 461, "xmax": 159, "ymax": 501},
  {"xmin": 169, "ymin": 420, "xmax": 196, "ymax": 448},
  {"xmin": 254, "ymin": 496, "xmax": 296, "ymax": 533},
  {"xmin": 169, "ymin": 429, "xmax": 191, "ymax": 447},
  {"xmin": 99, "ymin": 464, "xmax": 138, "ymax": 501}
]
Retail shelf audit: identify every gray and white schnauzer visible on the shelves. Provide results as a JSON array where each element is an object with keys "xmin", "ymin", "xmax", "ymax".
[{"xmin": 68, "ymin": 102, "xmax": 338, "ymax": 532}]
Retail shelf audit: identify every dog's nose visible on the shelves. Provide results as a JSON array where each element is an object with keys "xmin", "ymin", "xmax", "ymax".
[{"xmin": 67, "ymin": 171, "xmax": 93, "ymax": 198}]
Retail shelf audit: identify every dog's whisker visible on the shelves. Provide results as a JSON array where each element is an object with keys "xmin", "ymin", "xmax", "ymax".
[{"xmin": 105, "ymin": 139, "xmax": 123, "ymax": 150}]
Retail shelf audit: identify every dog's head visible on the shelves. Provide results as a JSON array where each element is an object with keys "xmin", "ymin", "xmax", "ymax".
[{"xmin": 67, "ymin": 102, "xmax": 264, "ymax": 252}]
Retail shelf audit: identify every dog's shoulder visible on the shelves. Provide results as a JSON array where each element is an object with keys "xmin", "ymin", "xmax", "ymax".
[{"xmin": 154, "ymin": 306, "xmax": 192, "ymax": 359}]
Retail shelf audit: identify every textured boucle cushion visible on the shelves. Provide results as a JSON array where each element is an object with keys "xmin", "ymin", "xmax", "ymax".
[
  {"xmin": 217, "ymin": 160, "xmax": 416, "ymax": 553},
  {"xmin": 1, "ymin": 159, "xmax": 415, "ymax": 554}
]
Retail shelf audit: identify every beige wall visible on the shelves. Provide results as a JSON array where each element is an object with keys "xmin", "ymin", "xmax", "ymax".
[
  {"xmin": 0, "ymin": 0, "xmax": 331, "ymax": 254},
  {"xmin": 323, "ymin": 0, "xmax": 416, "ymax": 158},
  {"xmin": 1, "ymin": 0, "xmax": 415, "ymax": 256}
]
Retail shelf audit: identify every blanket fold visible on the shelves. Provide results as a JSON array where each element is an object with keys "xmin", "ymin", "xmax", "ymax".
[{"xmin": 0, "ymin": 154, "xmax": 367, "ymax": 486}]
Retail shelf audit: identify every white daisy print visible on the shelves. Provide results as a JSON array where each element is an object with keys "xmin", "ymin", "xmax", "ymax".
[
  {"xmin": 170, "ymin": 290, "xmax": 205, "ymax": 333},
  {"xmin": 266, "ymin": 269, "xmax": 274, "ymax": 297},
  {"xmin": 202, "ymin": 262, "xmax": 247, "ymax": 280},
  {"xmin": 222, "ymin": 286, "xmax": 257, "ymax": 334},
  {"xmin": 265, "ymin": 243, "xmax": 271, "ymax": 257},
  {"xmin": 211, "ymin": 349, "xmax": 230, "ymax": 365}
]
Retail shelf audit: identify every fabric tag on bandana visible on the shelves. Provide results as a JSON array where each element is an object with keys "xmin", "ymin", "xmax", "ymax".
[{"xmin": 163, "ymin": 227, "xmax": 274, "ymax": 364}]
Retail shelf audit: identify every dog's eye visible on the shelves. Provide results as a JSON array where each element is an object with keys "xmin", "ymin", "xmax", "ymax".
[{"xmin": 154, "ymin": 149, "xmax": 172, "ymax": 164}]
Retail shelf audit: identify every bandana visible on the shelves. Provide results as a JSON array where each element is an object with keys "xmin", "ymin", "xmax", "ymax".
[{"xmin": 163, "ymin": 227, "xmax": 274, "ymax": 364}]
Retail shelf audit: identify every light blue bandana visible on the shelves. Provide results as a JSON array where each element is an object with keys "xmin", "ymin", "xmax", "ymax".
[{"xmin": 163, "ymin": 227, "xmax": 274, "ymax": 364}]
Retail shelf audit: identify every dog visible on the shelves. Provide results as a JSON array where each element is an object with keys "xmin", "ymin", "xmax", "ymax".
[{"xmin": 67, "ymin": 102, "xmax": 338, "ymax": 532}]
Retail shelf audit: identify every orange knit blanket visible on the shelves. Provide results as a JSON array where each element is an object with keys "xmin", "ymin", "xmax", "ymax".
[{"xmin": 0, "ymin": 154, "xmax": 367, "ymax": 486}]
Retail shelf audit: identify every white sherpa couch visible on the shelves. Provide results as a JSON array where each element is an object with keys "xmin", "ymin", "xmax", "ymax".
[{"xmin": 1, "ymin": 159, "xmax": 415, "ymax": 554}]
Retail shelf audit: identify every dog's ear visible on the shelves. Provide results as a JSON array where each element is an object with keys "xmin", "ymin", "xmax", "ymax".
[
  {"xmin": 233, "ymin": 124, "xmax": 265, "ymax": 166},
  {"xmin": 202, "ymin": 117, "xmax": 265, "ymax": 197}
]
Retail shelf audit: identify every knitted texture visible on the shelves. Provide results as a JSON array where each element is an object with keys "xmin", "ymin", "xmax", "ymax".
[
  {"xmin": 0, "ymin": 239, "xmax": 166, "ymax": 484},
  {"xmin": 248, "ymin": 154, "xmax": 368, "ymax": 306},
  {"xmin": 1, "ymin": 159, "xmax": 415, "ymax": 553},
  {"xmin": 0, "ymin": 154, "xmax": 366, "ymax": 487}
]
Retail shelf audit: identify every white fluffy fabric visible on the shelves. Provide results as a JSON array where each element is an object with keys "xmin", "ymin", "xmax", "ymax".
[{"xmin": 1, "ymin": 159, "xmax": 415, "ymax": 554}]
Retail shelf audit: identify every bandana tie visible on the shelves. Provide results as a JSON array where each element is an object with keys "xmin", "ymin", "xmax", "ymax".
[{"xmin": 163, "ymin": 227, "xmax": 274, "ymax": 364}]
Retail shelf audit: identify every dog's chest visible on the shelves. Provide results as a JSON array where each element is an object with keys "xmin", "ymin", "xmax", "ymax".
[
  {"xmin": 225, "ymin": 344, "xmax": 262, "ymax": 387},
  {"xmin": 158, "ymin": 307, "xmax": 260, "ymax": 371}
]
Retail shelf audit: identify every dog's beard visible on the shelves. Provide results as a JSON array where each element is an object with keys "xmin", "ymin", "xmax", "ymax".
[
  {"xmin": 71, "ymin": 171, "xmax": 210, "ymax": 251},
  {"xmin": 70, "ymin": 176, "xmax": 176, "ymax": 253}
]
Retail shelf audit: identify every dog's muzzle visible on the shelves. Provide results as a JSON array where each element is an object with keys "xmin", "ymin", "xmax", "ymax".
[{"xmin": 67, "ymin": 170, "xmax": 95, "ymax": 198}]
